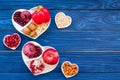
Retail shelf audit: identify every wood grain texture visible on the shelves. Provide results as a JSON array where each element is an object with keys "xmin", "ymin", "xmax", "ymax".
[
  {"xmin": 0, "ymin": 10, "xmax": 120, "ymax": 31},
  {"xmin": 0, "ymin": 0, "xmax": 120, "ymax": 80},
  {"xmin": 0, "ymin": 52, "xmax": 120, "ymax": 80},
  {"xmin": 0, "ymin": 52, "xmax": 120, "ymax": 73},
  {"xmin": 0, "ymin": 0, "xmax": 120, "ymax": 9},
  {"xmin": 1, "ymin": 32, "xmax": 120, "ymax": 51},
  {"xmin": 1, "ymin": 73, "xmax": 120, "ymax": 80}
]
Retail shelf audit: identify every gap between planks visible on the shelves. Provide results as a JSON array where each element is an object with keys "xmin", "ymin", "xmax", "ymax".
[
  {"xmin": 1, "ymin": 72, "xmax": 120, "ymax": 74},
  {"xmin": 1, "ymin": 50, "xmax": 120, "ymax": 52},
  {"xmin": 2, "ymin": 30, "xmax": 120, "ymax": 32},
  {"xmin": 1, "ymin": 8, "xmax": 120, "ymax": 10}
]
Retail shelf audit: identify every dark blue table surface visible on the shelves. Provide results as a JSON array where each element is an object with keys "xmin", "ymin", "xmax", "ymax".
[{"xmin": 0, "ymin": 0, "xmax": 120, "ymax": 80}]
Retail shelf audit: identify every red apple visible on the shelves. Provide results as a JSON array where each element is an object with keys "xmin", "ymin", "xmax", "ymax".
[{"xmin": 42, "ymin": 48, "xmax": 59, "ymax": 65}]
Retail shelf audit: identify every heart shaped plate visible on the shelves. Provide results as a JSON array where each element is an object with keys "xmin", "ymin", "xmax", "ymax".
[{"xmin": 22, "ymin": 41, "xmax": 59, "ymax": 75}]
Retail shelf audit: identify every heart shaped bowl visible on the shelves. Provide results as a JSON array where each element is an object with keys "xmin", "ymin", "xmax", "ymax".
[
  {"xmin": 12, "ymin": 6, "xmax": 51, "ymax": 39},
  {"xmin": 61, "ymin": 61, "xmax": 79, "ymax": 78},
  {"xmin": 55, "ymin": 12, "xmax": 72, "ymax": 29},
  {"xmin": 22, "ymin": 41, "xmax": 59, "ymax": 75},
  {"xmin": 3, "ymin": 33, "xmax": 21, "ymax": 50}
]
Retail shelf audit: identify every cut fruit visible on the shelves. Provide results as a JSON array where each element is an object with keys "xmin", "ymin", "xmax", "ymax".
[{"xmin": 30, "ymin": 59, "xmax": 44, "ymax": 74}]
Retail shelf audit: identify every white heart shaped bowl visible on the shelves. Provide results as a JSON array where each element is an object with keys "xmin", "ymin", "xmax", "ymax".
[
  {"xmin": 22, "ymin": 41, "xmax": 59, "ymax": 75},
  {"xmin": 55, "ymin": 12, "xmax": 72, "ymax": 29},
  {"xmin": 61, "ymin": 61, "xmax": 79, "ymax": 78},
  {"xmin": 3, "ymin": 33, "xmax": 21, "ymax": 50},
  {"xmin": 12, "ymin": 7, "xmax": 51, "ymax": 39}
]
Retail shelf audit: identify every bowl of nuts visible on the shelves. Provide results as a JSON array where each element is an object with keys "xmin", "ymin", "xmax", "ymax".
[{"xmin": 61, "ymin": 61, "xmax": 79, "ymax": 78}]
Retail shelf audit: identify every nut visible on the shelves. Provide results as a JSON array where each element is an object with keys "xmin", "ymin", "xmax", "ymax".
[
  {"xmin": 28, "ymin": 22, "xmax": 37, "ymax": 31},
  {"xmin": 62, "ymin": 62, "xmax": 78, "ymax": 77},
  {"xmin": 30, "ymin": 31, "xmax": 37, "ymax": 37},
  {"xmin": 22, "ymin": 27, "xmax": 31, "ymax": 35}
]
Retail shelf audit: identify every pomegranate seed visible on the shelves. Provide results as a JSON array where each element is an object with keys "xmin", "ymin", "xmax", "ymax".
[{"xmin": 4, "ymin": 33, "xmax": 20, "ymax": 48}]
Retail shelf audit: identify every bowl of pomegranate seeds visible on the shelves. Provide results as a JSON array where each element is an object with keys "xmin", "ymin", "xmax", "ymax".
[{"xmin": 3, "ymin": 33, "xmax": 21, "ymax": 50}]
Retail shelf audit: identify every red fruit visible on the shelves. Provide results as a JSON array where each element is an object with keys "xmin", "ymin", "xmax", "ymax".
[
  {"xmin": 13, "ymin": 11, "xmax": 31, "ymax": 26},
  {"xmin": 34, "ymin": 46, "xmax": 42, "ymax": 57},
  {"xmin": 42, "ymin": 48, "xmax": 59, "ymax": 65},
  {"xmin": 20, "ymin": 11, "xmax": 31, "ymax": 22},
  {"xmin": 41, "ymin": 7, "xmax": 50, "ymax": 22},
  {"xmin": 32, "ymin": 6, "xmax": 50, "ymax": 25},
  {"xmin": 23, "ymin": 43, "xmax": 42, "ymax": 58},
  {"xmin": 30, "ymin": 60, "xmax": 44, "ymax": 74},
  {"xmin": 32, "ymin": 10, "xmax": 45, "ymax": 24},
  {"xmin": 23, "ymin": 43, "xmax": 37, "ymax": 58},
  {"xmin": 4, "ymin": 33, "xmax": 21, "ymax": 49}
]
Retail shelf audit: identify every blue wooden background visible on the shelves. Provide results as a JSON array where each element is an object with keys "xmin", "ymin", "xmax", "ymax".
[{"xmin": 0, "ymin": 0, "xmax": 120, "ymax": 80}]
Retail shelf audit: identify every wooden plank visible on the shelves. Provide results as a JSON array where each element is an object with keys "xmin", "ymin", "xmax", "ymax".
[
  {"xmin": 0, "ymin": 0, "xmax": 120, "ymax": 9},
  {"xmin": 0, "ymin": 73, "xmax": 120, "ymax": 80},
  {"xmin": 1, "ymin": 31, "xmax": 120, "ymax": 51},
  {"xmin": 0, "ymin": 52, "xmax": 120, "ymax": 73},
  {"xmin": 0, "ymin": 10, "xmax": 120, "ymax": 31}
]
